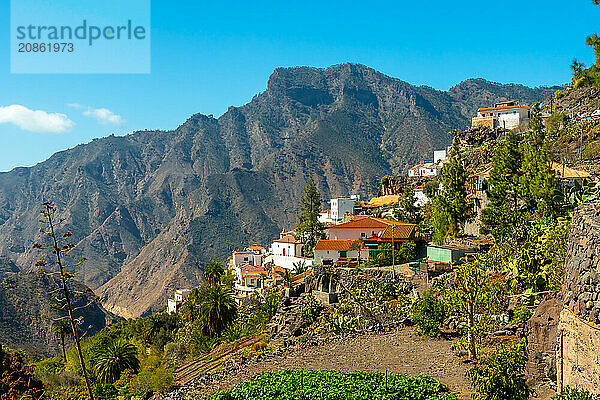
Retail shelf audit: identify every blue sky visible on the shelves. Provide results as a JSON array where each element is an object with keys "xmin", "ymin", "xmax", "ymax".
[{"xmin": 0, "ymin": 0, "xmax": 598, "ymax": 172}]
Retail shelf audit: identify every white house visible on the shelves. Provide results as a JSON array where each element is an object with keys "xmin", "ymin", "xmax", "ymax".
[
  {"xmin": 233, "ymin": 263, "xmax": 267, "ymax": 299},
  {"xmin": 413, "ymin": 186, "xmax": 430, "ymax": 207},
  {"xmin": 265, "ymin": 232, "xmax": 313, "ymax": 270},
  {"xmin": 433, "ymin": 149, "xmax": 448, "ymax": 164},
  {"xmin": 314, "ymin": 240, "xmax": 369, "ymax": 265},
  {"xmin": 167, "ymin": 289, "xmax": 191, "ymax": 313},
  {"xmin": 319, "ymin": 209, "xmax": 334, "ymax": 224},
  {"xmin": 228, "ymin": 245, "xmax": 265, "ymax": 269},
  {"xmin": 408, "ymin": 162, "xmax": 442, "ymax": 177},
  {"xmin": 472, "ymin": 100, "xmax": 531, "ymax": 130},
  {"xmin": 330, "ymin": 198, "xmax": 354, "ymax": 222}
]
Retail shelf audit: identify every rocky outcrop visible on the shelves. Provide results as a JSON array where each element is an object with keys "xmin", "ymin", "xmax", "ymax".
[{"xmin": 526, "ymin": 294, "xmax": 561, "ymax": 387}]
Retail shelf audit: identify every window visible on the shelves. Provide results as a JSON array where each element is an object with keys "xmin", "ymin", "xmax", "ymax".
[
  {"xmin": 340, "ymin": 251, "xmax": 347, "ymax": 258},
  {"xmin": 361, "ymin": 232, "xmax": 366, "ymax": 238},
  {"xmin": 244, "ymin": 257, "xmax": 248, "ymax": 261},
  {"xmin": 283, "ymin": 248, "xmax": 286, "ymax": 256}
]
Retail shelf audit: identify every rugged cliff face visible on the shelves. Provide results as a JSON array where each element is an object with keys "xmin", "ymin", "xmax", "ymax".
[{"xmin": 0, "ymin": 64, "xmax": 560, "ymax": 317}]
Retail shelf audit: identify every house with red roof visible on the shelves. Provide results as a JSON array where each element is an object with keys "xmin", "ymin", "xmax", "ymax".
[
  {"xmin": 313, "ymin": 239, "xmax": 369, "ymax": 264},
  {"xmin": 327, "ymin": 215, "xmax": 416, "ymax": 242},
  {"xmin": 472, "ymin": 100, "xmax": 531, "ymax": 130},
  {"xmin": 264, "ymin": 230, "xmax": 314, "ymax": 270}
]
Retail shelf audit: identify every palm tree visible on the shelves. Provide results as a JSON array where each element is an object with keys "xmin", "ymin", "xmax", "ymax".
[
  {"xmin": 180, "ymin": 286, "xmax": 203, "ymax": 322},
  {"xmin": 52, "ymin": 318, "xmax": 72, "ymax": 361},
  {"xmin": 292, "ymin": 261, "xmax": 309, "ymax": 275},
  {"xmin": 198, "ymin": 284, "xmax": 237, "ymax": 336},
  {"xmin": 203, "ymin": 261, "xmax": 225, "ymax": 286},
  {"xmin": 92, "ymin": 339, "xmax": 140, "ymax": 384},
  {"xmin": 258, "ymin": 271, "xmax": 268, "ymax": 291},
  {"xmin": 142, "ymin": 314, "xmax": 163, "ymax": 345},
  {"xmin": 276, "ymin": 269, "xmax": 293, "ymax": 288}
]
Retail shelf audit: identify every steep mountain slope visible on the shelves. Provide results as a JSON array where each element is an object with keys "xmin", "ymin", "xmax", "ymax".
[
  {"xmin": 0, "ymin": 271, "xmax": 120, "ymax": 357},
  {"xmin": 0, "ymin": 64, "xmax": 560, "ymax": 317}
]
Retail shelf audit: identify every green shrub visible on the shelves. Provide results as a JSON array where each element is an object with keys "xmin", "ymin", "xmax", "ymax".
[
  {"xmin": 207, "ymin": 370, "xmax": 458, "ymax": 400},
  {"xmin": 412, "ymin": 291, "xmax": 447, "ymax": 337},
  {"xmin": 300, "ymin": 294, "xmax": 322, "ymax": 324},
  {"xmin": 48, "ymin": 385, "xmax": 89, "ymax": 400},
  {"xmin": 555, "ymin": 90, "xmax": 564, "ymax": 99},
  {"xmin": 512, "ymin": 303, "xmax": 532, "ymax": 325},
  {"xmin": 467, "ymin": 339, "xmax": 529, "ymax": 400},
  {"xmin": 554, "ymin": 386, "xmax": 600, "ymax": 400}
]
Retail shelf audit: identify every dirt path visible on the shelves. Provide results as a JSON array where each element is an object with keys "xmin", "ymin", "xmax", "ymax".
[{"xmin": 187, "ymin": 327, "xmax": 473, "ymax": 399}]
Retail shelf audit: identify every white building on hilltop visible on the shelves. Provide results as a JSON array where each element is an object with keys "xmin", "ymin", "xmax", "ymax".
[
  {"xmin": 472, "ymin": 100, "xmax": 531, "ymax": 130},
  {"xmin": 330, "ymin": 198, "xmax": 354, "ymax": 222},
  {"xmin": 265, "ymin": 231, "xmax": 313, "ymax": 270},
  {"xmin": 167, "ymin": 289, "xmax": 191, "ymax": 314}
]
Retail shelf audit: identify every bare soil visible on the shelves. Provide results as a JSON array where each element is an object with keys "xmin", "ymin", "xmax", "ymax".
[{"xmin": 192, "ymin": 327, "xmax": 474, "ymax": 399}]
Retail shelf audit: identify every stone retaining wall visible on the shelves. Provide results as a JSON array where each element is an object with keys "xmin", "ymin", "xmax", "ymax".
[{"xmin": 557, "ymin": 202, "xmax": 600, "ymax": 393}]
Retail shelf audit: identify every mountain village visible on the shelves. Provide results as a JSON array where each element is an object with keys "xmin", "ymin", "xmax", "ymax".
[
  {"xmin": 3, "ymin": 33, "xmax": 600, "ymax": 400},
  {"xmin": 166, "ymin": 99, "xmax": 595, "ymax": 310}
]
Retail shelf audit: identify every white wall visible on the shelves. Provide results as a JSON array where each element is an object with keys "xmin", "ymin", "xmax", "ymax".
[
  {"xmin": 414, "ymin": 189, "xmax": 430, "ymax": 207},
  {"xmin": 331, "ymin": 198, "xmax": 354, "ymax": 222},
  {"xmin": 272, "ymin": 241, "xmax": 300, "ymax": 257},
  {"xmin": 433, "ymin": 150, "xmax": 447, "ymax": 164},
  {"xmin": 264, "ymin": 254, "xmax": 313, "ymax": 270},
  {"xmin": 314, "ymin": 249, "xmax": 369, "ymax": 264}
]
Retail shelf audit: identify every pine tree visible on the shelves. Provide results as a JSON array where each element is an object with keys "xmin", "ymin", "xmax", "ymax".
[
  {"xmin": 296, "ymin": 178, "xmax": 326, "ymax": 257},
  {"xmin": 518, "ymin": 114, "xmax": 560, "ymax": 218},
  {"xmin": 481, "ymin": 131, "xmax": 523, "ymax": 241},
  {"xmin": 431, "ymin": 144, "xmax": 471, "ymax": 244},
  {"xmin": 394, "ymin": 186, "xmax": 421, "ymax": 224},
  {"xmin": 586, "ymin": 34, "xmax": 600, "ymax": 65}
]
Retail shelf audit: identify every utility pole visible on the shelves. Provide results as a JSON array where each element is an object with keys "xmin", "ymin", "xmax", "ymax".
[{"xmin": 391, "ymin": 225, "xmax": 395, "ymax": 277}]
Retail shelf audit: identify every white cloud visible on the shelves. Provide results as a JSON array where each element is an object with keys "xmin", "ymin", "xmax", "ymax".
[
  {"xmin": 82, "ymin": 107, "xmax": 123, "ymax": 125},
  {"xmin": 0, "ymin": 105, "xmax": 74, "ymax": 133},
  {"xmin": 67, "ymin": 103, "xmax": 83, "ymax": 109}
]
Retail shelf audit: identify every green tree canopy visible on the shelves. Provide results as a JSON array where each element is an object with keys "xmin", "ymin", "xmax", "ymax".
[
  {"xmin": 204, "ymin": 261, "xmax": 225, "ymax": 286},
  {"xmin": 467, "ymin": 339, "xmax": 529, "ymax": 400},
  {"xmin": 431, "ymin": 144, "xmax": 471, "ymax": 244},
  {"xmin": 444, "ymin": 255, "xmax": 504, "ymax": 360},
  {"xmin": 198, "ymin": 284, "xmax": 237, "ymax": 336},
  {"xmin": 394, "ymin": 185, "xmax": 421, "ymax": 224},
  {"xmin": 296, "ymin": 178, "xmax": 326, "ymax": 257},
  {"xmin": 481, "ymin": 130, "xmax": 523, "ymax": 241},
  {"xmin": 518, "ymin": 114, "xmax": 561, "ymax": 218},
  {"xmin": 587, "ymin": 33, "xmax": 600, "ymax": 65},
  {"xmin": 92, "ymin": 339, "xmax": 140, "ymax": 384}
]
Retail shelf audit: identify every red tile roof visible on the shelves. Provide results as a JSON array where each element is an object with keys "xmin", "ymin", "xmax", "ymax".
[
  {"xmin": 237, "ymin": 263, "xmax": 265, "ymax": 272},
  {"xmin": 314, "ymin": 240, "xmax": 355, "ymax": 251},
  {"xmin": 478, "ymin": 105, "xmax": 531, "ymax": 112},
  {"xmin": 246, "ymin": 245, "xmax": 265, "ymax": 251},
  {"xmin": 329, "ymin": 215, "xmax": 414, "ymax": 230},
  {"xmin": 275, "ymin": 235, "xmax": 301, "ymax": 244},
  {"xmin": 373, "ymin": 224, "xmax": 416, "ymax": 241}
]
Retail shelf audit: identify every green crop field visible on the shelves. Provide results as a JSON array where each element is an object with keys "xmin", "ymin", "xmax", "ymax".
[{"xmin": 208, "ymin": 370, "xmax": 458, "ymax": 400}]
